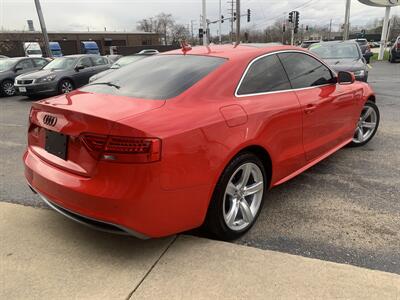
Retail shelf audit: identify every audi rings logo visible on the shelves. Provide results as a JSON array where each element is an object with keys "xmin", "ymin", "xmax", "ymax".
[{"xmin": 43, "ymin": 114, "xmax": 57, "ymax": 127}]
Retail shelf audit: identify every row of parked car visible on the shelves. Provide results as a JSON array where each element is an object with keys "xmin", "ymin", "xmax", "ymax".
[{"xmin": 0, "ymin": 50, "xmax": 158, "ymax": 97}]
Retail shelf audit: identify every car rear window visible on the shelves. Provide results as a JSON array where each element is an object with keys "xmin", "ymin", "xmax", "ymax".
[{"xmin": 81, "ymin": 55, "xmax": 226, "ymax": 100}]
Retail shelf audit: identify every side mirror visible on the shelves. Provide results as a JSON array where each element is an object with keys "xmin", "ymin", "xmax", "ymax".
[
  {"xmin": 75, "ymin": 64, "xmax": 85, "ymax": 71},
  {"xmin": 15, "ymin": 67, "xmax": 23, "ymax": 72},
  {"xmin": 337, "ymin": 71, "xmax": 355, "ymax": 85}
]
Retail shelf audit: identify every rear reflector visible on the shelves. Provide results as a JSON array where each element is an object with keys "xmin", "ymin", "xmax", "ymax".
[{"xmin": 80, "ymin": 134, "xmax": 161, "ymax": 163}]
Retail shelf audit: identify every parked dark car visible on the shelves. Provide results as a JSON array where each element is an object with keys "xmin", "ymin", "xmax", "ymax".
[
  {"xmin": 309, "ymin": 40, "xmax": 369, "ymax": 82},
  {"xmin": 14, "ymin": 54, "xmax": 110, "ymax": 98},
  {"xmin": 0, "ymin": 57, "xmax": 48, "ymax": 97},
  {"xmin": 352, "ymin": 38, "xmax": 373, "ymax": 63},
  {"xmin": 389, "ymin": 36, "xmax": 400, "ymax": 63},
  {"xmin": 300, "ymin": 40, "xmax": 320, "ymax": 49},
  {"xmin": 89, "ymin": 53, "xmax": 155, "ymax": 83}
]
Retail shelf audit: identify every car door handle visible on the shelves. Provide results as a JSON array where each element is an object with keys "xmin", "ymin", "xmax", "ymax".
[{"xmin": 304, "ymin": 104, "xmax": 317, "ymax": 114}]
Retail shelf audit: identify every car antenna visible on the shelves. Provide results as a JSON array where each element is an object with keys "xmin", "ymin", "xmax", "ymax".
[{"xmin": 180, "ymin": 40, "xmax": 192, "ymax": 55}]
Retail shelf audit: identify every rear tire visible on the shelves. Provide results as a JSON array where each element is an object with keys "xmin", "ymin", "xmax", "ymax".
[
  {"xmin": 204, "ymin": 153, "xmax": 267, "ymax": 241},
  {"xmin": 348, "ymin": 100, "xmax": 379, "ymax": 147},
  {"xmin": 1, "ymin": 80, "xmax": 16, "ymax": 97}
]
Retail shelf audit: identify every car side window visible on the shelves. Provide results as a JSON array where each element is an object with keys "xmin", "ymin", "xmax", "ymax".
[
  {"xmin": 237, "ymin": 54, "xmax": 291, "ymax": 95},
  {"xmin": 91, "ymin": 56, "xmax": 108, "ymax": 66},
  {"xmin": 278, "ymin": 52, "xmax": 334, "ymax": 89},
  {"xmin": 78, "ymin": 57, "xmax": 93, "ymax": 68},
  {"xmin": 16, "ymin": 59, "xmax": 34, "ymax": 70},
  {"xmin": 33, "ymin": 58, "xmax": 48, "ymax": 68}
]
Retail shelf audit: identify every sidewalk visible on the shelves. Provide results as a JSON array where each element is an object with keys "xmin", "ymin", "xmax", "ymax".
[{"xmin": 1, "ymin": 202, "xmax": 399, "ymax": 299}]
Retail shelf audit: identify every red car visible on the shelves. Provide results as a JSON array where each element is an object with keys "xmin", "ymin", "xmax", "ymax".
[{"xmin": 24, "ymin": 45, "xmax": 379, "ymax": 240}]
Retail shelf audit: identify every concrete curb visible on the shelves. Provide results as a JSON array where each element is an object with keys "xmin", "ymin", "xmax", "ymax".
[{"xmin": 1, "ymin": 202, "xmax": 399, "ymax": 299}]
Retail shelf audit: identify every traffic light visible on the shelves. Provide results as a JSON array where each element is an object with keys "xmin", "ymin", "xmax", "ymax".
[
  {"xmin": 294, "ymin": 11, "xmax": 300, "ymax": 33},
  {"xmin": 247, "ymin": 9, "xmax": 251, "ymax": 22},
  {"xmin": 221, "ymin": 15, "xmax": 224, "ymax": 23},
  {"xmin": 199, "ymin": 28, "xmax": 204, "ymax": 39},
  {"xmin": 288, "ymin": 11, "xmax": 293, "ymax": 23},
  {"xmin": 306, "ymin": 25, "xmax": 309, "ymax": 31},
  {"xmin": 233, "ymin": 12, "xmax": 237, "ymax": 21}
]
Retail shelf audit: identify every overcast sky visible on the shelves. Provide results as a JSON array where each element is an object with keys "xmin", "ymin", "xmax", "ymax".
[{"xmin": 1, "ymin": 0, "xmax": 399, "ymax": 35}]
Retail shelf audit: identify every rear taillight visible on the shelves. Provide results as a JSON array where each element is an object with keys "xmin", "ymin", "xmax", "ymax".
[{"xmin": 80, "ymin": 134, "xmax": 161, "ymax": 163}]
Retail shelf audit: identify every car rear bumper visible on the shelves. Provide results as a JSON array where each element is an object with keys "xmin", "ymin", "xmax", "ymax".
[
  {"xmin": 15, "ymin": 82, "xmax": 58, "ymax": 96},
  {"xmin": 30, "ymin": 184, "xmax": 148, "ymax": 238},
  {"xmin": 24, "ymin": 148, "xmax": 212, "ymax": 238}
]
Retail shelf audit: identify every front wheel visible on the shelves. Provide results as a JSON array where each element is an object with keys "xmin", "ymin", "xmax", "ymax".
[
  {"xmin": 58, "ymin": 79, "xmax": 74, "ymax": 94},
  {"xmin": 348, "ymin": 100, "xmax": 379, "ymax": 147},
  {"xmin": 204, "ymin": 153, "xmax": 267, "ymax": 240},
  {"xmin": 1, "ymin": 80, "xmax": 16, "ymax": 97}
]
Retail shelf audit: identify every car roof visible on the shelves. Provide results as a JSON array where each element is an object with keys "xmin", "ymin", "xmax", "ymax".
[
  {"xmin": 164, "ymin": 44, "xmax": 305, "ymax": 61},
  {"xmin": 62, "ymin": 54, "xmax": 100, "ymax": 58},
  {"xmin": 2, "ymin": 57, "xmax": 30, "ymax": 62},
  {"xmin": 312, "ymin": 40, "xmax": 358, "ymax": 46}
]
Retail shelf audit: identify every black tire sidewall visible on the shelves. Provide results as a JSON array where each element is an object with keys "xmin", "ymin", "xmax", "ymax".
[{"xmin": 205, "ymin": 152, "xmax": 267, "ymax": 240}]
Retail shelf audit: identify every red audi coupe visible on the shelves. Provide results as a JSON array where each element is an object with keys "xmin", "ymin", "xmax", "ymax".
[{"xmin": 24, "ymin": 45, "xmax": 379, "ymax": 240}]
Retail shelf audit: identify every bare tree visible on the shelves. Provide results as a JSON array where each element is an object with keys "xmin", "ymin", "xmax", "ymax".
[
  {"xmin": 137, "ymin": 13, "xmax": 175, "ymax": 45},
  {"xmin": 171, "ymin": 24, "xmax": 190, "ymax": 44}
]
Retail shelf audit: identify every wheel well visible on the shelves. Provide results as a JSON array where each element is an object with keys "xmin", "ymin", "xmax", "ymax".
[
  {"xmin": 237, "ymin": 145, "xmax": 272, "ymax": 189},
  {"xmin": 1, "ymin": 78, "xmax": 14, "ymax": 84},
  {"xmin": 368, "ymin": 95, "xmax": 376, "ymax": 103},
  {"xmin": 58, "ymin": 78, "xmax": 74, "ymax": 87}
]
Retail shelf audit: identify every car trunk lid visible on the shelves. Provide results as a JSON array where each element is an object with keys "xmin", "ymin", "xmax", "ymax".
[{"xmin": 28, "ymin": 91, "xmax": 165, "ymax": 176}]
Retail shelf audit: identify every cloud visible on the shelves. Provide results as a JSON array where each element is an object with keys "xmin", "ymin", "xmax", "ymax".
[{"xmin": 1, "ymin": 0, "xmax": 399, "ymax": 33}]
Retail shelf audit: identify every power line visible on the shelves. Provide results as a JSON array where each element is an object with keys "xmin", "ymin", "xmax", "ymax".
[{"xmin": 251, "ymin": 0, "xmax": 318, "ymax": 29}]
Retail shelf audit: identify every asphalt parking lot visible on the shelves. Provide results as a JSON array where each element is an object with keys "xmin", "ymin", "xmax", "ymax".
[{"xmin": 0, "ymin": 61, "xmax": 399, "ymax": 274}]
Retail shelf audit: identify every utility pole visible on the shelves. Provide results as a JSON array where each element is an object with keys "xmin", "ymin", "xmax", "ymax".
[
  {"xmin": 329, "ymin": 19, "xmax": 332, "ymax": 40},
  {"xmin": 227, "ymin": 0, "xmax": 235, "ymax": 43},
  {"xmin": 219, "ymin": 0, "xmax": 222, "ymax": 44},
  {"xmin": 190, "ymin": 20, "xmax": 196, "ymax": 43},
  {"xmin": 34, "ymin": 0, "xmax": 51, "ymax": 58},
  {"xmin": 343, "ymin": 0, "xmax": 351, "ymax": 40},
  {"xmin": 235, "ymin": 0, "xmax": 240, "ymax": 45},
  {"xmin": 291, "ymin": 27, "xmax": 294, "ymax": 46},
  {"xmin": 202, "ymin": 0, "xmax": 208, "ymax": 45},
  {"xmin": 282, "ymin": 13, "xmax": 286, "ymax": 44}
]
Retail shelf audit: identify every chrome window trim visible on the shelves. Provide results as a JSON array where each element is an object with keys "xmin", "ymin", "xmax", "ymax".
[{"xmin": 235, "ymin": 49, "xmax": 337, "ymax": 98}]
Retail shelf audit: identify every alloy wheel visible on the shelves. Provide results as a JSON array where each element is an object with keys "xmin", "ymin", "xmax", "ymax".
[
  {"xmin": 223, "ymin": 162, "xmax": 264, "ymax": 231},
  {"xmin": 352, "ymin": 105, "xmax": 378, "ymax": 144},
  {"xmin": 61, "ymin": 81, "xmax": 73, "ymax": 94},
  {"xmin": 2, "ymin": 81, "xmax": 15, "ymax": 96}
]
